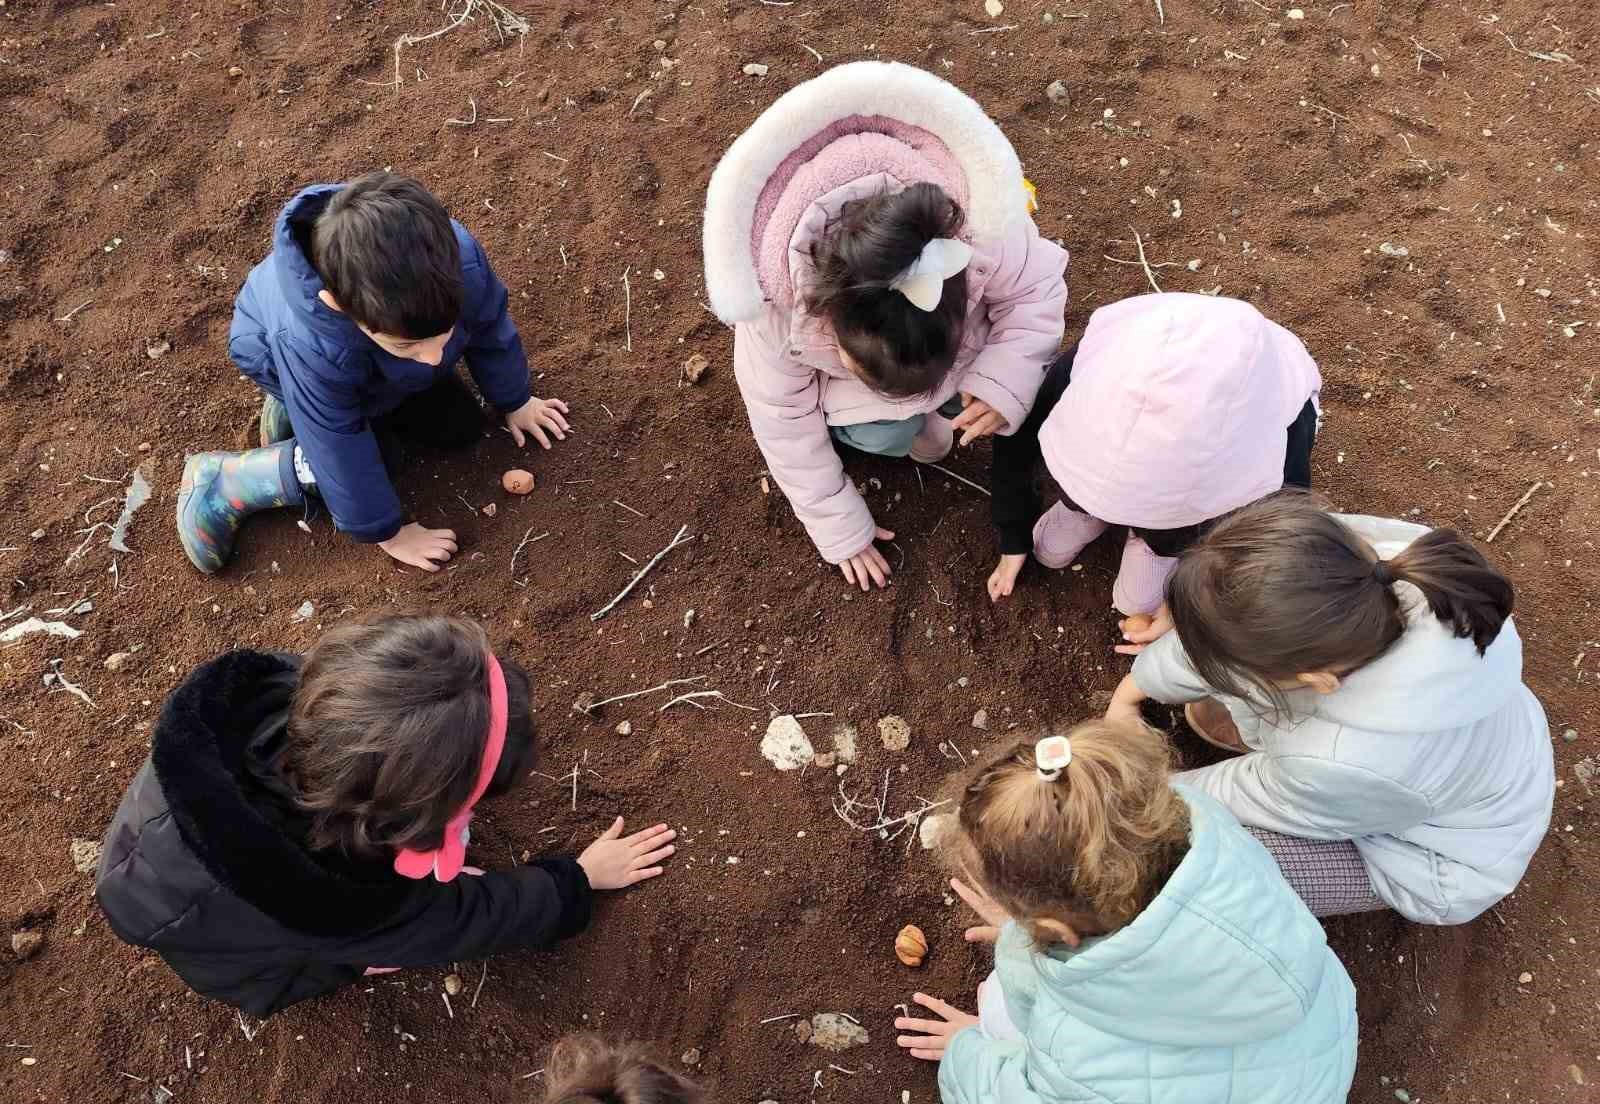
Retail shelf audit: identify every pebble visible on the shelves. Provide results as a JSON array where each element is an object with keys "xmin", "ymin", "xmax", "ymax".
[
  {"xmin": 615, "ymin": 720, "xmax": 633, "ymax": 737},
  {"xmin": 443, "ymin": 974, "xmax": 463, "ymax": 996},
  {"xmin": 761, "ymin": 715, "xmax": 815, "ymax": 771},
  {"xmin": 1393, "ymin": 1092, "xmax": 1410, "ymax": 1103},
  {"xmin": 20, "ymin": 1057, "xmax": 36, "ymax": 1066},
  {"xmin": 984, "ymin": 0, "xmax": 1004, "ymax": 15},
  {"xmin": 1518, "ymin": 971, "xmax": 1533, "ymax": 984},
  {"xmin": 808, "ymin": 1012, "xmax": 869, "ymax": 1051},
  {"xmin": 291, "ymin": 600, "xmax": 315, "ymax": 622},
  {"xmin": 145, "ymin": 339, "xmax": 171, "ymax": 360},
  {"xmin": 1378, "ymin": 242, "xmax": 1410, "ymax": 258},
  {"xmin": 104, "ymin": 652, "xmax": 135, "ymax": 673},
  {"xmin": 683, "ymin": 608, "xmax": 697, "ymax": 628},
  {"xmin": 482, "ymin": 503, "xmax": 497, "ymax": 517},
  {"xmin": 1563, "ymin": 728, "xmax": 1578, "ymax": 743},
  {"xmin": 1571, "ymin": 1065, "xmax": 1587, "ymax": 1086},
  {"xmin": 742, "ymin": 62, "xmax": 769, "ymax": 76},
  {"xmin": 681, "ymin": 354, "xmax": 709, "ymax": 384},
  {"xmin": 70, "ymin": 838, "xmax": 101, "ymax": 874},
  {"xmin": 31, "ymin": 528, "xmax": 45, "ymax": 540},
  {"xmin": 1046, "ymin": 79, "xmax": 1069, "ymax": 105},
  {"xmin": 971, "ymin": 708, "xmax": 989, "ymax": 730},
  {"xmin": 878, "ymin": 715, "xmax": 912, "ymax": 752},
  {"xmin": 681, "ymin": 1048, "xmax": 701, "ymax": 1066},
  {"xmin": 1286, "ymin": 7, "xmax": 1305, "ymax": 18},
  {"xmin": 227, "ymin": 65, "xmax": 244, "ymax": 78},
  {"xmin": 11, "ymin": 930, "xmax": 43, "ymax": 960}
]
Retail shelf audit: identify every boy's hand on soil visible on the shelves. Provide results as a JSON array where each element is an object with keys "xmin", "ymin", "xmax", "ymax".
[
  {"xmin": 505, "ymin": 396, "xmax": 571, "ymax": 449},
  {"xmin": 1113, "ymin": 602, "xmax": 1173, "ymax": 655},
  {"xmin": 986, "ymin": 554, "xmax": 1026, "ymax": 602},
  {"xmin": 895, "ymin": 993, "xmax": 978, "ymax": 1061},
  {"xmin": 379, "ymin": 523, "xmax": 458, "ymax": 572},
  {"xmin": 951, "ymin": 877, "xmax": 1010, "ymax": 943},
  {"xmin": 577, "ymin": 817, "xmax": 677, "ymax": 890},
  {"xmin": 839, "ymin": 527, "xmax": 895, "ymax": 591},
  {"xmin": 952, "ymin": 393, "xmax": 1008, "ymax": 446}
]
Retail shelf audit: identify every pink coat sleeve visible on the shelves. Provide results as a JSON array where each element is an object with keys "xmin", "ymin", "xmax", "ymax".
[
  {"xmin": 733, "ymin": 307, "xmax": 877, "ymax": 564},
  {"xmin": 956, "ymin": 217, "xmax": 1069, "ymax": 434}
]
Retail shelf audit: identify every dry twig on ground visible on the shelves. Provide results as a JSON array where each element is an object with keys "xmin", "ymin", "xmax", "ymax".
[{"xmin": 591, "ymin": 524, "xmax": 692, "ymax": 621}]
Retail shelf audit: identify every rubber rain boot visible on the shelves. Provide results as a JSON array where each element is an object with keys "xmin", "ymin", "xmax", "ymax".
[
  {"xmin": 176, "ymin": 440, "xmax": 304, "ymax": 574},
  {"xmin": 259, "ymin": 394, "xmax": 293, "ymax": 447}
]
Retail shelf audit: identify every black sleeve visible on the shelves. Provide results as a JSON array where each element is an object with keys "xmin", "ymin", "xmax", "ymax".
[
  {"xmin": 1282, "ymin": 397, "xmax": 1318, "ymax": 489},
  {"xmin": 992, "ymin": 346, "xmax": 1077, "ymax": 555},
  {"xmin": 312, "ymin": 857, "xmax": 593, "ymax": 969}
]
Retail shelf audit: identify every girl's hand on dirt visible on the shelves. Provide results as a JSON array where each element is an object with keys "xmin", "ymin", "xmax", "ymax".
[
  {"xmin": 379, "ymin": 522, "xmax": 459, "ymax": 572},
  {"xmin": 951, "ymin": 393, "xmax": 1008, "ymax": 446},
  {"xmin": 986, "ymin": 553, "xmax": 1026, "ymax": 602},
  {"xmin": 839, "ymin": 527, "xmax": 895, "ymax": 591},
  {"xmin": 577, "ymin": 817, "xmax": 677, "ymax": 890},
  {"xmin": 1113, "ymin": 602, "xmax": 1173, "ymax": 655},
  {"xmin": 505, "ymin": 396, "xmax": 571, "ymax": 449},
  {"xmin": 952, "ymin": 877, "xmax": 1009, "ymax": 943},
  {"xmin": 895, "ymin": 993, "xmax": 978, "ymax": 1061}
]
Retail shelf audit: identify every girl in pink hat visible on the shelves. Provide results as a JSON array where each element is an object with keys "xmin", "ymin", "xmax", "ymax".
[
  {"xmin": 987, "ymin": 293, "xmax": 1321, "ymax": 618},
  {"xmin": 703, "ymin": 61, "xmax": 1069, "ymax": 591}
]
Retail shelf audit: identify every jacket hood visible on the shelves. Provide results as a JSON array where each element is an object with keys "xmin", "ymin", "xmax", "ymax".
[
  {"xmin": 1039, "ymin": 293, "xmax": 1322, "ymax": 529},
  {"xmin": 1313, "ymin": 514, "xmax": 1524, "ymax": 732},
  {"xmin": 150, "ymin": 649, "xmax": 418, "ymax": 936},
  {"xmin": 703, "ymin": 61, "xmax": 1029, "ymax": 323},
  {"xmin": 269, "ymin": 183, "xmax": 365, "ymax": 343},
  {"xmin": 1014, "ymin": 787, "xmax": 1335, "ymax": 1047}
]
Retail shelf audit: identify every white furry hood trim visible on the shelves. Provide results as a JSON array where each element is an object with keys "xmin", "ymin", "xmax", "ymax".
[{"xmin": 702, "ymin": 61, "xmax": 1027, "ymax": 324}]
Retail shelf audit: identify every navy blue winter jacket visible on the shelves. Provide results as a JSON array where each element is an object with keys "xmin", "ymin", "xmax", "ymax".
[{"xmin": 228, "ymin": 184, "xmax": 531, "ymax": 542}]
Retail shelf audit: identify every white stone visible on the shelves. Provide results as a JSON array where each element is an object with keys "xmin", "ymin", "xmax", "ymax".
[{"xmin": 761, "ymin": 715, "xmax": 815, "ymax": 771}]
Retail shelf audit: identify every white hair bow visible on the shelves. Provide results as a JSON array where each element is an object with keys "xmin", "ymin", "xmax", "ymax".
[
  {"xmin": 1035, "ymin": 735, "xmax": 1072, "ymax": 782},
  {"xmin": 889, "ymin": 237, "xmax": 973, "ymax": 312}
]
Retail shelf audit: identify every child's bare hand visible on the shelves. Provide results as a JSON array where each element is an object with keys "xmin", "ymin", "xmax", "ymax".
[
  {"xmin": 951, "ymin": 877, "xmax": 1010, "ymax": 944},
  {"xmin": 1114, "ymin": 602, "xmax": 1174, "ymax": 655},
  {"xmin": 987, "ymin": 554, "xmax": 1026, "ymax": 602},
  {"xmin": 895, "ymin": 993, "xmax": 978, "ymax": 1061},
  {"xmin": 378, "ymin": 522, "xmax": 458, "ymax": 572},
  {"xmin": 577, "ymin": 817, "xmax": 676, "ymax": 890},
  {"xmin": 952, "ymin": 393, "xmax": 1008, "ymax": 446},
  {"xmin": 505, "ymin": 396, "xmax": 571, "ymax": 449},
  {"xmin": 839, "ymin": 527, "xmax": 895, "ymax": 591}
]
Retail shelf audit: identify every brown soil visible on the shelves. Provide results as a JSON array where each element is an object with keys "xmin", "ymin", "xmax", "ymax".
[{"xmin": 2, "ymin": 2, "xmax": 1596, "ymax": 1102}]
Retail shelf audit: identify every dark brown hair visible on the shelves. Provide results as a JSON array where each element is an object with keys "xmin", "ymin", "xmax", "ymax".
[
  {"xmin": 944, "ymin": 719, "xmax": 1189, "ymax": 941},
  {"xmin": 544, "ymin": 1035, "xmax": 706, "ymax": 1104},
  {"xmin": 284, "ymin": 614, "xmax": 535, "ymax": 858},
  {"xmin": 1166, "ymin": 491, "xmax": 1515, "ymax": 715},
  {"xmin": 803, "ymin": 182, "xmax": 967, "ymax": 397},
  {"xmin": 311, "ymin": 171, "xmax": 463, "ymax": 339}
]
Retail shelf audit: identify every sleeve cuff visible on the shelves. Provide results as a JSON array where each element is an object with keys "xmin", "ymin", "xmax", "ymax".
[{"xmin": 530, "ymin": 856, "xmax": 593, "ymax": 941}]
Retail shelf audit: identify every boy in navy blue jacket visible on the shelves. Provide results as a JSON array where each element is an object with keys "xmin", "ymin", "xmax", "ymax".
[{"xmin": 177, "ymin": 172, "xmax": 570, "ymax": 573}]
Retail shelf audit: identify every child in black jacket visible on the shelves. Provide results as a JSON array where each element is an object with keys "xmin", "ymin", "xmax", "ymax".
[{"xmin": 95, "ymin": 615, "xmax": 675, "ymax": 1017}]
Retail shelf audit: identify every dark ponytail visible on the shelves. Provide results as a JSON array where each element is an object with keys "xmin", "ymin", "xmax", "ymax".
[
  {"xmin": 1385, "ymin": 528, "xmax": 1513, "ymax": 655},
  {"xmin": 803, "ymin": 182, "xmax": 967, "ymax": 397}
]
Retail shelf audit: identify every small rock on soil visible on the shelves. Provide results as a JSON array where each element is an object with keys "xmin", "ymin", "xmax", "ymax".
[
  {"xmin": 878, "ymin": 715, "xmax": 911, "ymax": 752},
  {"xmin": 808, "ymin": 1012, "xmax": 869, "ymax": 1051},
  {"xmin": 70, "ymin": 837, "xmax": 101, "ymax": 874},
  {"xmin": 11, "ymin": 930, "xmax": 43, "ymax": 960},
  {"xmin": 761, "ymin": 715, "xmax": 814, "ymax": 770}
]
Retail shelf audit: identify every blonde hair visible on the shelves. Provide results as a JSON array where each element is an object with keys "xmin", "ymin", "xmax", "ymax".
[
  {"xmin": 544, "ymin": 1035, "xmax": 705, "ymax": 1104},
  {"xmin": 946, "ymin": 719, "xmax": 1190, "ymax": 939}
]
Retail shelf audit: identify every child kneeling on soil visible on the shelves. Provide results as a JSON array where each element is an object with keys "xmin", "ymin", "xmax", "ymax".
[
  {"xmin": 1107, "ymin": 494, "xmax": 1555, "ymax": 923},
  {"xmin": 95, "ymin": 614, "xmax": 676, "ymax": 1017},
  {"xmin": 542, "ymin": 1034, "xmax": 706, "ymax": 1104},
  {"xmin": 896, "ymin": 720, "xmax": 1357, "ymax": 1103},
  {"xmin": 986, "ymin": 292, "xmax": 1321, "ymax": 615},
  {"xmin": 702, "ymin": 61, "xmax": 1068, "ymax": 592},
  {"xmin": 177, "ymin": 171, "xmax": 571, "ymax": 575}
]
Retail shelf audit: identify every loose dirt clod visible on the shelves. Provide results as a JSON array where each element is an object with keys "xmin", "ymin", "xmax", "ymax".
[
  {"xmin": 808, "ymin": 1013, "xmax": 869, "ymax": 1051},
  {"xmin": 761, "ymin": 715, "xmax": 815, "ymax": 770},
  {"xmin": 681, "ymin": 353, "xmax": 709, "ymax": 384},
  {"xmin": 615, "ymin": 720, "xmax": 633, "ymax": 736},
  {"xmin": 878, "ymin": 715, "xmax": 911, "ymax": 752},
  {"xmin": 1046, "ymin": 79, "xmax": 1069, "ymax": 105},
  {"xmin": 11, "ymin": 930, "xmax": 43, "ymax": 960},
  {"xmin": 681, "ymin": 1048, "xmax": 701, "ymax": 1066},
  {"xmin": 971, "ymin": 708, "xmax": 989, "ymax": 731},
  {"xmin": 70, "ymin": 837, "xmax": 102, "ymax": 874},
  {"xmin": 145, "ymin": 339, "xmax": 171, "ymax": 360},
  {"xmin": 104, "ymin": 652, "xmax": 135, "ymax": 673},
  {"xmin": 742, "ymin": 62, "xmax": 768, "ymax": 76}
]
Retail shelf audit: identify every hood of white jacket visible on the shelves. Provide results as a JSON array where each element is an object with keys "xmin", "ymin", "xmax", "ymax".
[{"xmin": 1314, "ymin": 514, "xmax": 1524, "ymax": 733}]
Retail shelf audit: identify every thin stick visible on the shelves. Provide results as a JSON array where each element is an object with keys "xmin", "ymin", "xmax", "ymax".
[
  {"xmin": 759, "ymin": 1013, "xmax": 801, "ymax": 1024},
  {"xmin": 583, "ymin": 676, "xmax": 707, "ymax": 713},
  {"xmin": 1128, "ymin": 226, "xmax": 1162, "ymax": 292},
  {"xmin": 446, "ymin": 97, "xmax": 477, "ymax": 126},
  {"xmin": 659, "ymin": 690, "xmax": 757, "ymax": 713},
  {"xmin": 969, "ymin": 24, "xmax": 1017, "ymax": 34},
  {"xmin": 540, "ymin": 150, "xmax": 569, "ymax": 163},
  {"xmin": 926, "ymin": 463, "xmax": 990, "ymax": 497},
  {"xmin": 1485, "ymin": 481, "xmax": 1543, "ymax": 542},
  {"xmin": 693, "ymin": 639, "xmax": 727, "ymax": 656},
  {"xmin": 509, "ymin": 528, "xmax": 551, "ymax": 578},
  {"xmin": 1152, "ymin": 0, "xmax": 1165, "ymax": 24},
  {"xmin": 799, "ymin": 43, "xmax": 822, "ymax": 63},
  {"xmin": 472, "ymin": 963, "xmax": 488, "ymax": 1008},
  {"xmin": 613, "ymin": 499, "xmax": 646, "ymax": 518},
  {"xmin": 55, "ymin": 299, "xmax": 94, "ymax": 323},
  {"xmin": 45, "ymin": 660, "xmax": 95, "ymax": 709},
  {"xmin": 621, "ymin": 267, "xmax": 633, "ymax": 352},
  {"xmin": 591, "ymin": 524, "xmax": 692, "ymax": 622},
  {"xmin": 442, "ymin": 991, "xmax": 454, "ymax": 1019}
]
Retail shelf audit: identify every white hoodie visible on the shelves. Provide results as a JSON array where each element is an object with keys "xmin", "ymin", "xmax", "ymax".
[{"xmin": 1133, "ymin": 514, "xmax": 1555, "ymax": 925}]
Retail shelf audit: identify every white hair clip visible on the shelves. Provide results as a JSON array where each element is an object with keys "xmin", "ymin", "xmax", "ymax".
[
  {"xmin": 1035, "ymin": 736, "xmax": 1072, "ymax": 782},
  {"xmin": 889, "ymin": 237, "xmax": 973, "ymax": 311}
]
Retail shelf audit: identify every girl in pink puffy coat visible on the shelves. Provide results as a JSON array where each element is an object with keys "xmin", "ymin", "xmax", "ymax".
[
  {"xmin": 987, "ymin": 293, "xmax": 1322, "ymax": 622},
  {"xmin": 702, "ymin": 62, "xmax": 1069, "ymax": 591}
]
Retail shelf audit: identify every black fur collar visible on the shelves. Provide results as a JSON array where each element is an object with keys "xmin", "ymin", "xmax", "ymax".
[{"xmin": 151, "ymin": 650, "xmax": 419, "ymax": 935}]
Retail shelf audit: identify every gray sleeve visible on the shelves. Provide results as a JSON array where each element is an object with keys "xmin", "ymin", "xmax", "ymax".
[{"xmin": 1130, "ymin": 632, "xmax": 1213, "ymax": 704}]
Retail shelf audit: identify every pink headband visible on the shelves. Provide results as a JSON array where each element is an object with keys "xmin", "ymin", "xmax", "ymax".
[{"xmin": 393, "ymin": 653, "xmax": 508, "ymax": 883}]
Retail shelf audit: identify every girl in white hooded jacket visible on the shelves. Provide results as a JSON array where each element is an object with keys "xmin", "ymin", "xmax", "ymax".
[{"xmin": 1107, "ymin": 493, "xmax": 1554, "ymax": 924}]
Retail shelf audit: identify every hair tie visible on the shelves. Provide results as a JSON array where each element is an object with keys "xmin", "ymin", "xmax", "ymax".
[
  {"xmin": 1034, "ymin": 735, "xmax": 1072, "ymax": 782},
  {"xmin": 889, "ymin": 238, "xmax": 972, "ymax": 311},
  {"xmin": 1371, "ymin": 561, "xmax": 1395, "ymax": 586},
  {"xmin": 392, "ymin": 652, "xmax": 507, "ymax": 883}
]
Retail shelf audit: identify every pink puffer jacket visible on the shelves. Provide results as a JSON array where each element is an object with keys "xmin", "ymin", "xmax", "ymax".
[
  {"xmin": 1040, "ymin": 293, "xmax": 1322, "ymax": 530},
  {"xmin": 703, "ymin": 62, "xmax": 1068, "ymax": 564}
]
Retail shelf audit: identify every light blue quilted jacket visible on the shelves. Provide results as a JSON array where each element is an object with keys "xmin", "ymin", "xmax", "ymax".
[{"xmin": 939, "ymin": 787, "xmax": 1357, "ymax": 1104}]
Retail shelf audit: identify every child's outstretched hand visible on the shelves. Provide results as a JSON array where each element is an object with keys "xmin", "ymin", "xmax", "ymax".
[
  {"xmin": 895, "ymin": 993, "xmax": 978, "ymax": 1061},
  {"xmin": 986, "ymin": 554, "xmax": 1026, "ymax": 602},
  {"xmin": 379, "ymin": 522, "xmax": 459, "ymax": 572},
  {"xmin": 1113, "ymin": 602, "xmax": 1174, "ymax": 655},
  {"xmin": 952, "ymin": 393, "xmax": 1008, "ymax": 446},
  {"xmin": 577, "ymin": 817, "xmax": 676, "ymax": 890},
  {"xmin": 505, "ymin": 396, "xmax": 571, "ymax": 449},
  {"xmin": 840, "ymin": 527, "xmax": 896, "ymax": 591}
]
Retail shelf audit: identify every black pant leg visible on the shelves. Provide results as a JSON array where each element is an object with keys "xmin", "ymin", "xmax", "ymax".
[{"xmin": 377, "ymin": 372, "xmax": 485, "ymax": 450}]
